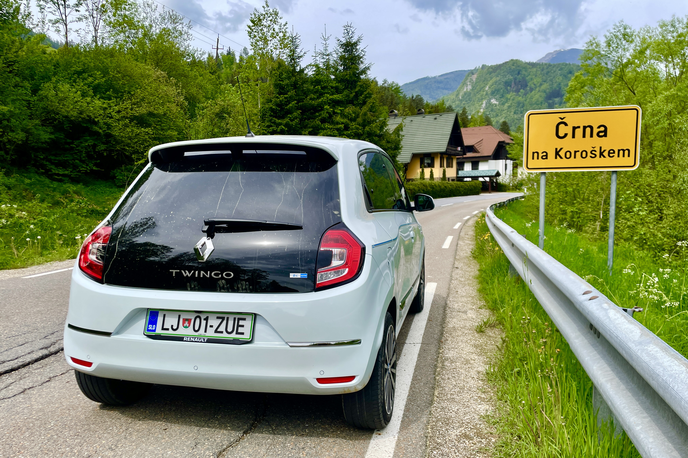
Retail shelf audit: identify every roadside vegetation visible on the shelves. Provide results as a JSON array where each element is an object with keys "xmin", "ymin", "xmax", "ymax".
[
  {"xmin": 473, "ymin": 211, "xmax": 641, "ymax": 457},
  {"xmin": 473, "ymin": 17, "xmax": 688, "ymax": 454},
  {"xmin": 0, "ymin": 170, "xmax": 122, "ymax": 270},
  {"xmin": 497, "ymin": 198, "xmax": 688, "ymax": 358}
]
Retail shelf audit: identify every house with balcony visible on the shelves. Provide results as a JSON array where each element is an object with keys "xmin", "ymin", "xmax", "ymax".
[
  {"xmin": 387, "ymin": 111, "xmax": 466, "ymax": 181},
  {"xmin": 456, "ymin": 125, "xmax": 514, "ymax": 190}
]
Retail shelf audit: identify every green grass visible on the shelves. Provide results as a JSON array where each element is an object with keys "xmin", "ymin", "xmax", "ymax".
[
  {"xmin": 494, "ymin": 198, "xmax": 688, "ymax": 360},
  {"xmin": 0, "ymin": 170, "xmax": 124, "ymax": 270},
  {"xmin": 474, "ymin": 212, "xmax": 640, "ymax": 457}
]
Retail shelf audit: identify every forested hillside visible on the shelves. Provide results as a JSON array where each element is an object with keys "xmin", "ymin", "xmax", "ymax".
[
  {"xmin": 400, "ymin": 69, "xmax": 469, "ymax": 102},
  {"xmin": 0, "ymin": 0, "xmax": 452, "ymax": 268},
  {"xmin": 442, "ymin": 60, "xmax": 580, "ymax": 129},
  {"xmin": 536, "ymin": 48, "xmax": 583, "ymax": 64},
  {"xmin": 2, "ymin": 0, "xmax": 453, "ymax": 183},
  {"xmin": 536, "ymin": 18, "xmax": 688, "ymax": 256}
]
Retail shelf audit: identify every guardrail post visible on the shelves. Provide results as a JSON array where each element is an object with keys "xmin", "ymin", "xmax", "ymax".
[
  {"xmin": 508, "ymin": 263, "xmax": 519, "ymax": 278},
  {"xmin": 593, "ymin": 385, "xmax": 623, "ymax": 438}
]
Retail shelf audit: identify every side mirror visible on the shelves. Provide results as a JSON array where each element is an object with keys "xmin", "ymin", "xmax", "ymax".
[{"xmin": 414, "ymin": 194, "xmax": 435, "ymax": 212}]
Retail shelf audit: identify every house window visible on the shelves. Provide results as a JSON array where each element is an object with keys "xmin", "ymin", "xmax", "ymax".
[
  {"xmin": 472, "ymin": 161, "xmax": 479, "ymax": 170},
  {"xmin": 446, "ymin": 157, "xmax": 454, "ymax": 168},
  {"xmin": 440, "ymin": 156, "xmax": 444, "ymax": 168},
  {"xmin": 422, "ymin": 155, "xmax": 434, "ymax": 168}
]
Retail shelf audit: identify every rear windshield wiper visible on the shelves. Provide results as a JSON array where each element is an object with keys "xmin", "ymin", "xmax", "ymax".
[{"xmin": 203, "ymin": 218, "xmax": 303, "ymax": 237}]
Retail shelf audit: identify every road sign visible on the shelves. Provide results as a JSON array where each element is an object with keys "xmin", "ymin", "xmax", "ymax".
[{"xmin": 524, "ymin": 106, "xmax": 641, "ymax": 172}]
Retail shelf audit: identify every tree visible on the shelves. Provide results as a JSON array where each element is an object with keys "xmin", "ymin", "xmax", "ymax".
[
  {"xmin": 260, "ymin": 31, "xmax": 307, "ymax": 134},
  {"xmin": 499, "ymin": 120, "xmax": 510, "ymax": 134},
  {"xmin": 442, "ymin": 167, "xmax": 447, "ymax": 181},
  {"xmin": 429, "ymin": 169, "xmax": 434, "ymax": 181},
  {"xmin": 484, "ymin": 113, "xmax": 493, "ymax": 126},
  {"xmin": 246, "ymin": 0, "xmax": 289, "ymax": 89},
  {"xmin": 79, "ymin": 0, "xmax": 105, "ymax": 46},
  {"xmin": 37, "ymin": 0, "xmax": 83, "ymax": 46},
  {"xmin": 557, "ymin": 17, "xmax": 688, "ymax": 254},
  {"xmin": 458, "ymin": 107, "xmax": 470, "ymax": 127}
]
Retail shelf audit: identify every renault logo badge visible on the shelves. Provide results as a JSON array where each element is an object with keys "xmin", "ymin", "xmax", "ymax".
[{"xmin": 194, "ymin": 236, "xmax": 214, "ymax": 262}]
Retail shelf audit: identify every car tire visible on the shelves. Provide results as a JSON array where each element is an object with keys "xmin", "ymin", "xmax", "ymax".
[
  {"xmin": 74, "ymin": 371, "xmax": 151, "ymax": 406},
  {"xmin": 342, "ymin": 311, "xmax": 396, "ymax": 430},
  {"xmin": 408, "ymin": 259, "xmax": 425, "ymax": 314}
]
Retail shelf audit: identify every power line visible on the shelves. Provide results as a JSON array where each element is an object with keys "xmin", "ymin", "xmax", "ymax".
[{"xmin": 151, "ymin": 0, "xmax": 247, "ymax": 50}]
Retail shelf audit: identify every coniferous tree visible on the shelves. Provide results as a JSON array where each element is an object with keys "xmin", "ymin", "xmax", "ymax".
[
  {"xmin": 458, "ymin": 107, "xmax": 470, "ymax": 127},
  {"xmin": 260, "ymin": 32, "xmax": 307, "ymax": 134}
]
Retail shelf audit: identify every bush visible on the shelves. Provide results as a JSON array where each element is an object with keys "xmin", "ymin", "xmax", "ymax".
[{"xmin": 406, "ymin": 180, "xmax": 481, "ymax": 199}]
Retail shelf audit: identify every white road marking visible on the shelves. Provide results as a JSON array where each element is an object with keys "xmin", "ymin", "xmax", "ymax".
[
  {"xmin": 442, "ymin": 236, "xmax": 453, "ymax": 249},
  {"xmin": 453, "ymin": 222, "xmax": 461, "ymax": 229},
  {"xmin": 365, "ymin": 282, "xmax": 438, "ymax": 458},
  {"xmin": 472, "ymin": 210, "xmax": 479, "ymax": 215},
  {"xmin": 463, "ymin": 215, "xmax": 471, "ymax": 220},
  {"xmin": 441, "ymin": 203, "xmax": 454, "ymax": 207},
  {"xmin": 23, "ymin": 267, "xmax": 73, "ymax": 279}
]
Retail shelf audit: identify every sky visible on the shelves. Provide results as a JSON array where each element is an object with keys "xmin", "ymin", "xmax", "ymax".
[{"xmin": 155, "ymin": 0, "xmax": 688, "ymax": 85}]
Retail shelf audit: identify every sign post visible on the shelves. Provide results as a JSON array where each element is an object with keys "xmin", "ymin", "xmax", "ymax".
[
  {"xmin": 524, "ymin": 106, "xmax": 641, "ymax": 273},
  {"xmin": 608, "ymin": 171, "xmax": 618, "ymax": 273},
  {"xmin": 539, "ymin": 172, "xmax": 546, "ymax": 249}
]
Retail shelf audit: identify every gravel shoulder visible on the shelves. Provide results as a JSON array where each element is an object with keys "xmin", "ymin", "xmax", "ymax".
[{"xmin": 425, "ymin": 216, "xmax": 502, "ymax": 458}]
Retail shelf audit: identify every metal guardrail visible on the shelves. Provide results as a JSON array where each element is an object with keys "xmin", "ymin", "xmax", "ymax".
[{"xmin": 486, "ymin": 198, "xmax": 688, "ymax": 458}]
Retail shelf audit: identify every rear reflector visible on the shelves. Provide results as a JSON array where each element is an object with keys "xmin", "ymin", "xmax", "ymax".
[
  {"xmin": 316, "ymin": 376, "xmax": 356, "ymax": 384},
  {"xmin": 70, "ymin": 357, "xmax": 93, "ymax": 368}
]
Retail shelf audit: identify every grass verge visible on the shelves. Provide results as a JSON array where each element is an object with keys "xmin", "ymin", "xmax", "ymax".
[
  {"xmin": 494, "ymin": 198, "xmax": 688, "ymax": 359},
  {"xmin": 0, "ymin": 170, "xmax": 123, "ymax": 270},
  {"xmin": 474, "ymin": 212, "xmax": 640, "ymax": 456}
]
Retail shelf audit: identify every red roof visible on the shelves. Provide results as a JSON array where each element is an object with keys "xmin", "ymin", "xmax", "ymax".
[{"xmin": 460, "ymin": 126, "xmax": 513, "ymax": 159}]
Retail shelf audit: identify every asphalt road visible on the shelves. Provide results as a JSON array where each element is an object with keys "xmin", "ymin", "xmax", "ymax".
[{"xmin": 0, "ymin": 192, "xmax": 520, "ymax": 458}]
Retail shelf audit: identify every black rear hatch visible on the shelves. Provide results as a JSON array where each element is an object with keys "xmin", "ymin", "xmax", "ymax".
[{"xmin": 102, "ymin": 144, "xmax": 341, "ymax": 293}]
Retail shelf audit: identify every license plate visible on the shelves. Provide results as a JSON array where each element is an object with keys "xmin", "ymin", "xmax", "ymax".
[{"xmin": 144, "ymin": 310, "xmax": 254, "ymax": 344}]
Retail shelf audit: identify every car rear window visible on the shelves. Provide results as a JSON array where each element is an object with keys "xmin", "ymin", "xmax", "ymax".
[{"xmin": 102, "ymin": 144, "xmax": 341, "ymax": 293}]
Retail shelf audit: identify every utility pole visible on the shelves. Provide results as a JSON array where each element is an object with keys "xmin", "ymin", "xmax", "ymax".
[{"xmin": 213, "ymin": 35, "xmax": 224, "ymax": 61}]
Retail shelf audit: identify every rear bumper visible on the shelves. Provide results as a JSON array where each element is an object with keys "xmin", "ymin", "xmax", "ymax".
[
  {"xmin": 64, "ymin": 324, "xmax": 372, "ymax": 395},
  {"xmin": 64, "ymin": 256, "xmax": 391, "ymax": 395}
]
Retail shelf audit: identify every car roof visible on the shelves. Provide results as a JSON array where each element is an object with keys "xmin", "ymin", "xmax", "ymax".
[{"xmin": 147, "ymin": 135, "xmax": 381, "ymax": 162}]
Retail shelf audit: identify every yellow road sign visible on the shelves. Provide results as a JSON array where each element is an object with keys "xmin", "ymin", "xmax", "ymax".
[{"xmin": 524, "ymin": 106, "xmax": 641, "ymax": 172}]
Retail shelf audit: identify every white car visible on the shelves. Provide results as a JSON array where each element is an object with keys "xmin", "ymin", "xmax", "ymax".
[{"xmin": 64, "ymin": 135, "xmax": 434, "ymax": 429}]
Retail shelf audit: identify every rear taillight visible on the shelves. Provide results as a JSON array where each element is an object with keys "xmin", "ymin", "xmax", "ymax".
[
  {"xmin": 315, "ymin": 226, "xmax": 364, "ymax": 290},
  {"xmin": 78, "ymin": 226, "xmax": 112, "ymax": 282}
]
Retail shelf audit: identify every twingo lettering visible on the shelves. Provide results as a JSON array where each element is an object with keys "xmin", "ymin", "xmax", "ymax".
[
  {"xmin": 555, "ymin": 118, "xmax": 608, "ymax": 139},
  {"xmin": 170, "ymin": 270, "xmax": 234, "ymax": 279}
]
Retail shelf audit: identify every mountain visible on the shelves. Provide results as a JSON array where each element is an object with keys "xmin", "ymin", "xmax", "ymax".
[
  {"xmin": 400, "ymin": 70, "xmax": 470, "ymax": 102},
  {"xmin": 441, "ymin": 59, "xmax": 580, "ymax": 129},
  {"xmin": 536, "ymin": 48, "xmax": 583, "ymax": 64}
]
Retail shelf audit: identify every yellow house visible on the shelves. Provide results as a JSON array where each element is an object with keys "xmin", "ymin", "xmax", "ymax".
[{"xmin": 387, "ymin": 111, "xmax": 466, "ymax": 181}]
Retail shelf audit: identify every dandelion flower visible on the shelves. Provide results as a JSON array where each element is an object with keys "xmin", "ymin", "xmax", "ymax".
[
  {"xmin": 37, "ymin": 236, "xmax": 41, "ymax": 239},
  {"xmin": 26, "ymin": 238, "xmax": 30, "ymax": 241}
]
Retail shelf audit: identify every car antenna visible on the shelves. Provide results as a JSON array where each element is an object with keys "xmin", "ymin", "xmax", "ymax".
[{"xmin": 236, "ymin": 76, "xmax": 255, "ymax": 138}]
